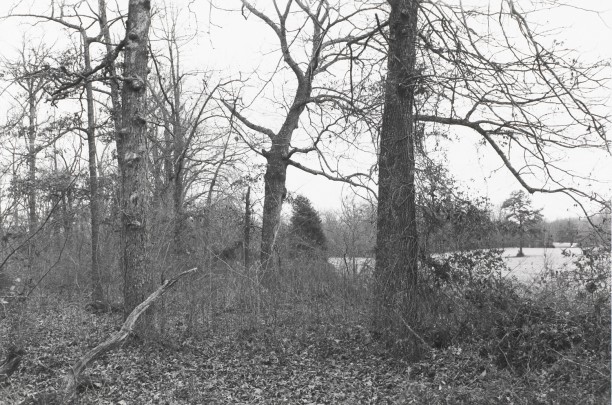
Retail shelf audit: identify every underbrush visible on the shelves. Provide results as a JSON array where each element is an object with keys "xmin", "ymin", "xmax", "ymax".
[
  {"xmin": 0, "ymin": 249, "xmax": 609, "ymax": 404},
  {"xmin": 416, "ymin": 247, "xmax": 610, "ymax": 403}
]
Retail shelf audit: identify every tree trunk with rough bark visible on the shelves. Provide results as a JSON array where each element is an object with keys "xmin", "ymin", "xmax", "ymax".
[
  {"xmin": 259, "ymin": 145, "xmax": 289, "ymax": 288},
  {"xmin": 119, "ymin": 0, "xmax": 152, "ymax": 335},
  {"xmin": 373, "ymin": 0, "xmax": 421, "ymax": 356}
]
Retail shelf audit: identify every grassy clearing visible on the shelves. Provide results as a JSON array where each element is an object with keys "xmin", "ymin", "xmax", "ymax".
[
  {"xmin": 501, "ymin": 247, "xmax": 582, "ymax": 282},
  {"xmin": 0, "ymin": 251, "xmax": 609, "ymax": 404}
]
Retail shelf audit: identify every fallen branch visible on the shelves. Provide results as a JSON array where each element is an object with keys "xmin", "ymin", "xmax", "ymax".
[{"xmin": 58, "ymin": 267, "xmax": 198, "ymax": 403}]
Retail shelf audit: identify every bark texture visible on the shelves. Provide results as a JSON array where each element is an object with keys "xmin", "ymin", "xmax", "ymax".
[
  {"xmin": 120, "ymin": 0, "xmax": 152, "ymax": 332},
  {"xmin": 373, "ymin": 0, "xmax": 421, "ymax": 353},
  {"xmin": 259, "ymin": 146, "xmax": 288, "ymax": 287}
]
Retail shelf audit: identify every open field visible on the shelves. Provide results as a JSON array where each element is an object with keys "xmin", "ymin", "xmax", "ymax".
[
  {"xmin": 329, "ymin": 247, "xmax": 586, "ymax": 281},
  {"xmin": 501, "ymin": 247, "xmax": 583, "ymax": 282}
]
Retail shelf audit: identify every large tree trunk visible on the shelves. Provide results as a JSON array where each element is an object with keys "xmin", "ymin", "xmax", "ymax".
[
  {"xmin": 120, "ymin": 0, "xmax": 152, "ymax": 334},
  {"xmin": 82, "ymin": 34, "xmax": 104, "ymax": 304},
  {"xmin": 259, "ymin": 146, "xmax": 289, "ymax": 289},
  {"xmin": 258, "ymin": 86, "xmax": 309, "ymax": 289},
  {"xmin": 373, "ymin": 0, "xmax": 421, "ymax": 354}
]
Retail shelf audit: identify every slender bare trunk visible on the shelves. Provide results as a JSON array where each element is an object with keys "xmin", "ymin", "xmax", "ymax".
[
  {"xmin": 98, "ymin": 0, "xmax": 123, "ymax": 169},
  {"xmin": 26, "ymin": 86, "xmax": 38, "ymax": 274},
  {"xmin": 171, "ymin": 127, "xmax": 185, "ymax": 255},
  {"xmin": 518, "ymin": 220, "xmax": 524, "ymax": 256},
  {"xmin": 172, "ymin": 161, "xmax": 184, "ymax": 254},
  {"xmin": 27, "ymin": 95, "xmax": 37, "ymax": 235},
  {"xmin": 82, "ymin": 34, "xmax": 103, "ymax": 303},
  {"xmin": 373, "ymin": 0, "xmax": 421, "ymax": 355},
  {"xmin": 244, "ymin": 186, "xmax": 251, "ymax": 269},
  {"xmin": 170, "ymin": 48, "xmax": 185, "ymax": 254},
  {"xmin": 11, "ymin": 156, "xmax": 19, "ymax": 228}
]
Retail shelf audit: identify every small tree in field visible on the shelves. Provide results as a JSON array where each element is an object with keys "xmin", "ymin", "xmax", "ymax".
[
  {"xmin": 501, "ymin": 190, "xmax": 543, "ymax": 257},
  {"xmin": 290, "ymin": 195, "xmax": 327, "ymax": 256}
]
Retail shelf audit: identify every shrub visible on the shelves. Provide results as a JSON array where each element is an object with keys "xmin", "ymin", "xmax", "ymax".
[{"xmin": 420, "ymin": 247, "xmax": 610, "ymax": 379}]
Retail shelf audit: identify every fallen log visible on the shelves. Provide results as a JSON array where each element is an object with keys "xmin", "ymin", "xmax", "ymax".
[{"xmin": 22, "ymin": 267, "xmax": 197, "ymax": 404}]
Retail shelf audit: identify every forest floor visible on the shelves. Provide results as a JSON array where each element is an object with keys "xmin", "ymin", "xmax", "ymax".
[{"xmin": 1, "ymin": 286, "xmax": 609, "ymax": 405}]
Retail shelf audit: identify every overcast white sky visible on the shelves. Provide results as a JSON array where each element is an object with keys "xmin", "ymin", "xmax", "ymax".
[
  {"xmin": 283, "ymin": 1, "xmax": 612, "ymax": 220},
  {"xmin": 0, "ymin": 0, "xmax": 610, "ymax": 220}
]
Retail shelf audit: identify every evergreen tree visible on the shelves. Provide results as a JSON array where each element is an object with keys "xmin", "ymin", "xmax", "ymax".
[
  {"xmin": 290, "ymin": 195, "xmax": 327, "ymax": 254},
  {"xmin": 501, "ymin": 190, "xmax": 543, "ymax": 257}
]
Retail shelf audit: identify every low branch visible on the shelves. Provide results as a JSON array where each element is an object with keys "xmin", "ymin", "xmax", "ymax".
[
  {"xmin": 221, "ymin": 100, "xmax": 276, "ymax": 140},
  {"xmin": 286, "ymin": 158, "xmax": 376, "ymax": 196}
]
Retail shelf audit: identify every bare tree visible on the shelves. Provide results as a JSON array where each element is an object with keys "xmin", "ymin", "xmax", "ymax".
[
  {"xmin": 7, "ymin": 2, "xmax": 129, "ymax": 304},
  {"xmin": 2, "ymin": 44, "xmax": 53, "ymax": 236},
  {"xmin": 147, "ymin": 8, "xmax": 224, "ymax": 255},
  {"xmin": 222, "ymin": 0, "xmax": 382, "ymax": 288},
  {"xmin": 1, "ymin": 42, "xmax": 58, "ymax": 281}
]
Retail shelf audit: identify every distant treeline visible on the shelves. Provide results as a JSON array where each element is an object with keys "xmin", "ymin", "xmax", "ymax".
[{"xmin": 323, "ymin": 198, "xmax": 609, "ymax": 257}]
